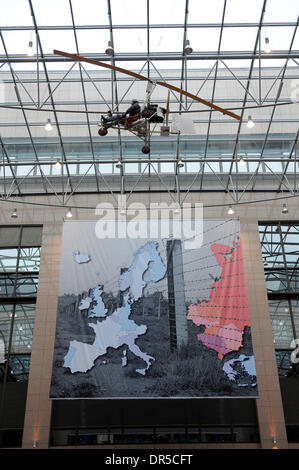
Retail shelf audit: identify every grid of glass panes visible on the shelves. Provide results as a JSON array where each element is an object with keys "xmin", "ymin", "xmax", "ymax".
[
  {"xmin": 259, "ymin": 223, "xmax": 299, "ymax": 376},
  {"xmin": 0, "ymin": 226, "xmax": 42, "ymax": 381}
]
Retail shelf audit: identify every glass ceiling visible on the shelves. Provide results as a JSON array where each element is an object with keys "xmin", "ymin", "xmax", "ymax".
[{"xmin": 0, "ymin": 0, "xmax": 298, "ymax": 200}]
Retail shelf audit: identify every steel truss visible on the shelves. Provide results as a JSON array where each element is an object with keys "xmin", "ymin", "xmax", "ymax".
[{"xmin": 0, "ymin": 0, "xmax": 298, "ymax": 208}]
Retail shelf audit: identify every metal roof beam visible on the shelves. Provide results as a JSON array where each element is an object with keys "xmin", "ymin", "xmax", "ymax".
[
  {"xmin": 2, "ymin": 52, "xmax": 299, "ymax": 63},
  {"xmin": 1, "ymin": 22, "xmax": 298, "ymax": 30}
]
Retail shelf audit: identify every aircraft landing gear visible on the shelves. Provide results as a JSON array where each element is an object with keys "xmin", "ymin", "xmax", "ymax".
[
  {"xmin": 141, "ymin": 145, "xmax": 150, "ymax": 154},
  {"xmin": 98, "ymin": 128, "xmax": 108, "ymax": 136},
  {"xmin": 141, "ymin": 108, "xmax": 151, "ymax": 118}
]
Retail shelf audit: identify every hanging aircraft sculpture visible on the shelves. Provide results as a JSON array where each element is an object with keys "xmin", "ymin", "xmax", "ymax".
[{"xmin": 54, "ymin": 50, "xmax": 241, "ymax": 154}]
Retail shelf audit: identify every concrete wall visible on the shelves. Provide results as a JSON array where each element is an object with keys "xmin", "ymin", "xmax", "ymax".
[{"xmin": 1, "ymin": 190, "xmax": 297, "ymax": 449}]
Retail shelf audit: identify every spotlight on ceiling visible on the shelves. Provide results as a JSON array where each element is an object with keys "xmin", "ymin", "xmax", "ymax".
[
  {"xmin": 264, "ymin": 36, "xmax": 271, "ymax": 53},
  {"xmin": 177, "ymin": 160, "xmax": 184, "ymax": 168},
  {"xmin": 246, "ymin": 116, "xmax": 255, "ymax": 129},
  {"xmin": 184, "ymin": 39, "xmax": 193, "ymax": 55},
  {"xmin": 116, "ymin": 160, "xmax": 123, "ymax": 168},
  {"xmin": 54, "ymin": 159, "xmax": 61, "ymax": 170},
  {"xmin": 45, "ymin": 118, "xmax": 53, "ymax": 132},
  {"xmin": 11, "ymin": 208, "xmax": 18, "ymax": 218},
  {"xmin": 27, "ymin": 40, "xmax": 34, "ymax": 57},
  {"xmin": 227, "ymin": 205, "xmax": 234, "ymax": 215},
  {"xmin": 282, "ymin": 203, "xmax": 288, "ymax": 214},
  {"xmin": 66, "ymin": 208, "xmax": 73, "ymax": 218},
  {"xmin": 272, "ymin": 437, "xmax": 278, "ymax": 450},
  {"xmin": 105, "ymin": 40, "xmax": 114, "ymax": 56}
]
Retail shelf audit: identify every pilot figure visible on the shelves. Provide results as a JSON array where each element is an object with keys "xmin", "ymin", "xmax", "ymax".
[{"xmin": 103, "ymin": 99, "xmax": 141, "ymax": 125}]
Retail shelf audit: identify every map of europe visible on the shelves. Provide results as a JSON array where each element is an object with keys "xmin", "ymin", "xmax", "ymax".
[
  {"xmin": 63, "ymin": 241, "xmax": 167, "ymax": 375},
  {"xmin": 187, "ymin": 238, "xmax": 250, "ymax": 359},
  {"xmin": 50, "ymin": 220, "xmax": 257, "ymax": 398}
]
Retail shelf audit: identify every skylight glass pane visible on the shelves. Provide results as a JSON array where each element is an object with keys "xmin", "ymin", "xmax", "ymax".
[
  {"xmin": 76, "ymin": 29, "xmax": 111, "ymax": 54},
  {"xmin": 1, "ymin": 0, "xmax": 32, "ymax": 26},
  {"xmin": 264, "ymin": 0, "xmax": 299, "ymax": 22},
  {"xmin": 150, "ymin": 28, "xmax": 184, "ymax": 52},
  {"xmin": 111, "ymin": 0, "xmax": 146, "ymax": 24},
  {"xmin": 2, "ymin": 31, "xmax": 32, "ymax": 55},
  {"xmin": 188, "ymin": 28, "xmax": 221, "ymax": 52},
  {"xmin": 71, "ymin": 0, "xmax": 109, "ymax": 25},
  {"xmin": 224, "ymin": 0, "xmax": 264, "ymax": 23},
  {"xmin": 149, "ymin": 0, "xmax": 185, "ymax": 24},
  {"xmin": 188, "ymin": 0, "xmax": 225, "ymax": 23},
  {"xmin": 32, "ymin": 0, "xmax": 72, "ymax": 26},
  {"xmin": 113, "ymin": 29, "xmax": 147, "ymax": 53},
  {"xmin": 38, "ymin": 30, "xmax": 77, "ymax": 55},
  {"xmin": 261, "ymin": 26, "xmax": 296, "ymax": 52},
  {"xmin": 221, "ymin": 27, "xmax": 257, "ymax": 51}
]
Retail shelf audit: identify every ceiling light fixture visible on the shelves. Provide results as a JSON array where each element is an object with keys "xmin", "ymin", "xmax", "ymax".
[
  {"xmin": 272, "ymin": 437, "xmax": 278, "ymax": 449},
  {"xmin": 184, "ymin": 39, "xmax": 193, "ymax": 55},
  {"xmin": 27, "ymin": 40, "xmax": 34, "ymax": 57},
  {"xmin": 11, "ymin": 208, "xmax": 18, "ymax": 218},
  {"xmin": 264, "ymin": 36, "xmax": 271, "ymax": 54},
  {"xmin": 105, "ymin": 40, "xmax": 114, "ymax": 56},
  {"xmin": 66, "ymin": 208, "xmax": 73, "ymax": 218},
  {"xmin": 177, "ymin": 160, "xmax": 184, "ymax": 168},
  {"xmin": 228, "ymin": 206, "xmax": 234, "ymax": 215},
  {"xmin": 282, "ymin": 203, "xmax": 288, "ymax": 214},
  {"xmin": 116, "ymin": 160, "xmax": 122, "ymax": 168},
  {"xmin": 45, "ymin": 118, "xmax": 53, "ymax": 132},
  {"xmin": 246, "ymin": 116, "xmax": 255, "ymax": 129},
  {"xmin": 54, "ymin": 159, "xmax": 61, "ymax": 170}
]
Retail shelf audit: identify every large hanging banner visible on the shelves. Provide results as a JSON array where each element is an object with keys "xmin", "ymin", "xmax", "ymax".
[{"xmin": 50, "ymin": 219, "xmax": 258, "ymax": 399}]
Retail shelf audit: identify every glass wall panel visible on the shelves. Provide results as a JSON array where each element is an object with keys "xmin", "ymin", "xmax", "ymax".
[
  {"xmin": 0, "ymin": 249, "xmax": 18, "ymax": 273},
  {"xmin": 269, "ymin": 299, "xmax": 294, "ymax": 349},
  {"xmin": 259, "ymin": 223, "xmax": 299, "ymax": 376},
  {"xmin": 0, "ymin": 226, "xmax": 42, "ymax": 448}
]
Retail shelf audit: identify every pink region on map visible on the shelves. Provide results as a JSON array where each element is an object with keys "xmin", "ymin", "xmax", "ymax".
[{"xmin": 186, "ymin": 239, "xmax": 250, "ymax": 360}]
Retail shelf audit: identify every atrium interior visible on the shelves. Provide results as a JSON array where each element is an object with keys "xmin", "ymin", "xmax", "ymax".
[{"xmin": 0, "ymin": 0, "xmax": 298, "ymax": 450}]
